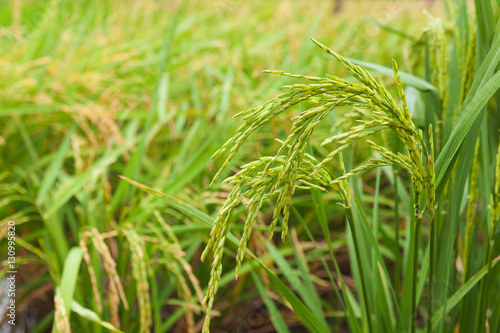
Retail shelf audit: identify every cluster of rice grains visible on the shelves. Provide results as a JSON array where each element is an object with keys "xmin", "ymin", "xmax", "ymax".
[
  {"xmin": 80, "ymin": 226, "xmax": 203, "ymax": 333},
  {"xmin": 202, "ymin": 39, "xmax": 437, "ymax": 332}
]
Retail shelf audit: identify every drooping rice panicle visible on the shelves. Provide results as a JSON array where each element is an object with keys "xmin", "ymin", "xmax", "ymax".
[{"xmin": 203, "ymin": 39, "xmax": 436, "ymax": 333}]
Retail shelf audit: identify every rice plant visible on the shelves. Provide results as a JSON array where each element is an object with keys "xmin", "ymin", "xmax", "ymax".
[
  {"xmin": 201, "ymin": 1, "xmax": 500, "ymax": 332},
  {"xmin": 1, "ymin": 0, "xmax": 499, "ymax": 332}
]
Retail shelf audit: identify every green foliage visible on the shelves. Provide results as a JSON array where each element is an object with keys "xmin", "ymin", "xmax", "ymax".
[
  {"xmin": 201, "ymin": 1, "xmax": 500, "ymax": 333},
  {"xmin": 1, "ymin": 0, "xmax": 500, "ymax": 332}
]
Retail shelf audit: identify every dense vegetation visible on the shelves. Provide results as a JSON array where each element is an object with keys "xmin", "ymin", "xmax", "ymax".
[{"xmin": 1, "ymin": 1, "xmax": 500, "ymax": 332}]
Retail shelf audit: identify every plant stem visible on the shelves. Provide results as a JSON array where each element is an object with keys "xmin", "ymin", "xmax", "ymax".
[
  {"xmin": 411, "ymin": 191, "xmax": 422, "ymax": 333},
  {"xmin": 474, "ymin": 244, "xmax": 490, "ymax": 333},
  {"xmin": 345, "ymin": 204, "xmax": 373, "ymax": 333},
  {"xmin": 427, "ymin": 217, "xmax": 435, "ymax": 333}
]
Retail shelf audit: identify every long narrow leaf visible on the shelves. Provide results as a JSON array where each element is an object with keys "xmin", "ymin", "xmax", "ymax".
[
  {"xmin": 250, "ymin": 269, "xmax": 291, "ymax": 333},
  {"xmin": 58, "ymin": 247, "xmax": 83, "ymax": 314},
  {"xmin": 432, "ymin": 255, "xmax": 500, "ymax": 327},
  {"xmin": 436, "ymin": 69, "xmax": 500, "ymax": 196}
]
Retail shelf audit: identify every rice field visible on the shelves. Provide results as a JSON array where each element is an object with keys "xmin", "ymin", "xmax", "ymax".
[{"xmin": 1, "ymin": 0, "xmax": 499, "ymax": 332}]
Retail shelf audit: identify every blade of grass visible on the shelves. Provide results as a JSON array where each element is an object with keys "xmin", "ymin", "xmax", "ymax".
[
  {"xmin": 432, "ymin": 254, "xmax": 500, "ymax": 327},
  {"xmin": 264, "ymin": 240, "xmax": 329, "ymax": 329},
  {"xmin": 436, "ymin": 69, "xmax": 500, "ymax": 197},
  {"xmin": 474, "ymin": 0, "xmax": 496, "ymax": 61},
  {"xmin": 250, "ymin": 269, "xmax": 291, "ymax": 333},
  {"xmin": 351, "ymin": 190, "xmax": 398, "ymax": 332},
  {"xmin": 119, "ymin": 175, "xmax": 214, "ymax": 227},
  {"xmin": 436, "ymin": 21, "xmax": 500, "ymax": 194}
]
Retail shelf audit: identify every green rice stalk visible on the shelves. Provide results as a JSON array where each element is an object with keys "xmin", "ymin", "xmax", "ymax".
[
  {"xmin": 475, "ymin": 134, "xmax": 500, "ymax": 332},
  {"xmin": 423, "ymin": 14, "xmax": 451, "ymax": 119},
  {"xmin": 80, "ymin": 237, "xmax": 103, "ymax": 313},
  {"xmin": 337, "ymin": 152, "xmax": 373, "ymax": 333},
  {"xmin": 151, "ymin": 212, "xmax": 204, "ymax": 333},
  {"xmin": 491, "ymin": 133, "xmax": 500, "ymax": 236},
  {"xmin": 201, "ymin": 154, "xmax": 334, "ymax": 332},
  {"xmin": 82, "ymin": 229, "xmax": 129, "ymax": 329}
]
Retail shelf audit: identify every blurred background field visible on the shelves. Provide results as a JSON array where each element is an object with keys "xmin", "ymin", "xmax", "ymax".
[{"xmin": 0, "ymin": 0, "xmax": 454, "ymax": 332}]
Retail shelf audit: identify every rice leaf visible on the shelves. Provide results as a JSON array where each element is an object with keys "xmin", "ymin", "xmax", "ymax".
[
  {"xmin": 58, "ymin": 247, "xmax": 83, "ymax": 315},
  {"xmin": 347, "ymin": 58, "xmax": 438, "ymax": 94},
  {"xmin": 71, "ymin": 301, "xmax": 124, "ymax": 333},
  {"xmin": 436, "ymin": 69, "xmax": 500, "ymax": 196},
  {"xmin": 432, "ymin": 255, "xmax": 500, "ymax": 327}
]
